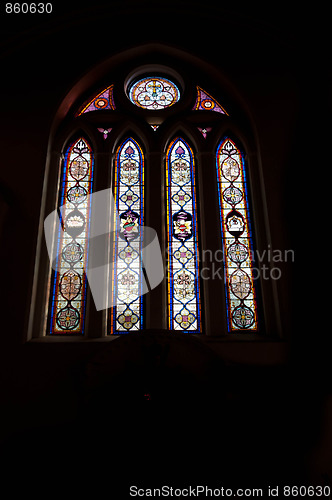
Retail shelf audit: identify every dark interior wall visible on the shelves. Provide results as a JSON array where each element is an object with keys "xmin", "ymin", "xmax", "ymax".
[{"xmin": 0, "ymin": 1, "xmax": 328, "ymax": 486}]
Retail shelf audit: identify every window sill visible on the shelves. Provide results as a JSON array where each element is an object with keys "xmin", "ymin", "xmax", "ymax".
[
  {"xmin": 28, "ymin": 335, "xmax": 120, "ymax": 342},
  {"xmin": 28, "ymin": 332, "xmax": 288, "ymax": 366},
  {"xmin": 29, "ymin": 332, "xmax": 278, "ymax": 342}
]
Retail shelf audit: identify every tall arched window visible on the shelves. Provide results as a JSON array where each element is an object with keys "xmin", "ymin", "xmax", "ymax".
[
  {"xmin": 28, "ymin": 47, "xmax": 280, "ymax": 341},
  {"xmin": 48, "ymin": 136, "xmax": 94, "ymax": 335},
  {"xmin": 166, "ymin": 137, "xmax": 201, "ymax": 332},
  {"xmin": 109, "ymin": 137, "xmax": 145, "ymax": 334},
  {"xmin": 216, "ymin": 137, "xmax": 258, "ymax": 331}
]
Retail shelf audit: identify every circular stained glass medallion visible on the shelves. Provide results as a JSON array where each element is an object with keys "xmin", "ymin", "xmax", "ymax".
[{"xmin": 129, "ymin": 77, "xmax": 180, "ymax": 110}]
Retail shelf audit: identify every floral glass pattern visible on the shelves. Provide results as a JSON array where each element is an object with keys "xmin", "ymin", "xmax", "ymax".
[
  {"xmin": 166, "ymin": 138, "xmax": 201, "ymax": 332},
  {"xmin": 216, "ymin": 138, "xmax": 258, "ymax": 330},
  {"xmin": 129, "ymin": 77, "xmax": 180, "ymax": 110},
  {"xmin": 109, "ymin": 138, "xmax": 144, "ymax": 333},
  {"xmin": 49, "ymin": 138, "xmax": 94, "ymax": 334}
]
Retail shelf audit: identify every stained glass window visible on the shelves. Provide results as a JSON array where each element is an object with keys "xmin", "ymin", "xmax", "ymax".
[
  {"xmin": 166, "ymin": 138, "xmax": 201, "ymax": 332},
  {"xmin": 193, "ymin": 86, "xmax": 228, "ymax": 115},
  {"xmin": 197, "ymin": 127, "xmax": 212, "ymax": 138},
  {"xmin": 129, "ymin": 77, "xmax": 180, "ymax": 110},
  {"xmin": 76, "ymin": 84, "xmax": 115, "ymax": 116},
  {"xmin": 97, "ymin": 127, "xmax": 112, "ymax": 140},
  {"xmin": 49, "ymin": 137, "xmax": 94, "ymax": 334},
  {"xmin": 216, "ymin": 138, "xmax": 258, "ymax": 331},
  {"xmin": 109, "ymin": 138, "xmax": 144, "ymax": 333}
]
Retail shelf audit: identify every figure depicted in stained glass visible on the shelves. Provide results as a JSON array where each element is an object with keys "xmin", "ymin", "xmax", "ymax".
[
  {"xmin": 173, "ymin": 210, "xmax": 192, "ymax": 241},
  {"xmin": 225, "ymin": 209, "xmax": 245, "ymax": 237},
  {"xmin": 120, "ymin": 209, "xmax": 140, "ymax": 241},
  {"xmin": 49, "ymin": 137, "xmax": 94, "ymax": 334},
  {"xmin": 110, "ymin": 138, "xmax": 144, "ymax": 333},
  {"xmin": 166, "ymin": 138, "xmax": 201, "ymax": 332},
  {"xmin": 216, "ymin": 137, "xmax": 258, "ymax": 331},
  {"xmin": 129, "ymin": 77, "xmax": 180, "ymax": 110}
]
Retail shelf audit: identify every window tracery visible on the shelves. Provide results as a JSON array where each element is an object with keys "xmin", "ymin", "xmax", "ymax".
[{"xmin": 43, "ymin": 68, "xmax": 263, "ymax": 337}]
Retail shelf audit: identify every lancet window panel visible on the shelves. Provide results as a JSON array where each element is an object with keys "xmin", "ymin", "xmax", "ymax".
[
  {"xmin": 48, "ymin": 137, "xmax": 94, "ymax": 334},
  {"xmin": 216, "ymin": 137, "xmax": 258, "ymax": 331},
  {"xmin": 109, "ymin": 138, "xmax": 145, "ymax": 334},
  {"xmin": 166, "ymin": 138, "xmax": 202, "ymax": 332}
]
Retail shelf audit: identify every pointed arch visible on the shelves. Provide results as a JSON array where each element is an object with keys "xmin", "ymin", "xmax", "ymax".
[
  {"xmin": 161, "ymin": 123, "xmax": 201, "ymax": 156},
  {"xmin": 110, "ymin": 126, "xmax": 150, "ymax": 156},
  {"xmin": 166, "ymin": 137, "xmax": 202, "ymax": 332},
  {"xmin": 216, "ymin": 137, "xmax": 258, "ymax": 331},
  {"xmin": 109, "ymin": 137, "xmax": 145, "ymax": 333},
  {"xmin": 47, "ymin": 136, "xmax": 95, "ymax": 334}
]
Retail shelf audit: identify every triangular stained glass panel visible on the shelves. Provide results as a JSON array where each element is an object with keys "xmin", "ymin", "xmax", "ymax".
[
  {"xmin": 193, "ymin": 86, "xmax": 228, "ymax": 115},
  {"xmin": 76, "ymin": 84, "xmax": 115, "ymax": 116},
  {"xmin": 97, "ymin": 127, "xmax": 112, "ymax": 139},
  {"xmin": 197, "ymin": 127, "xmax": 212, "ymax": 138}
]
